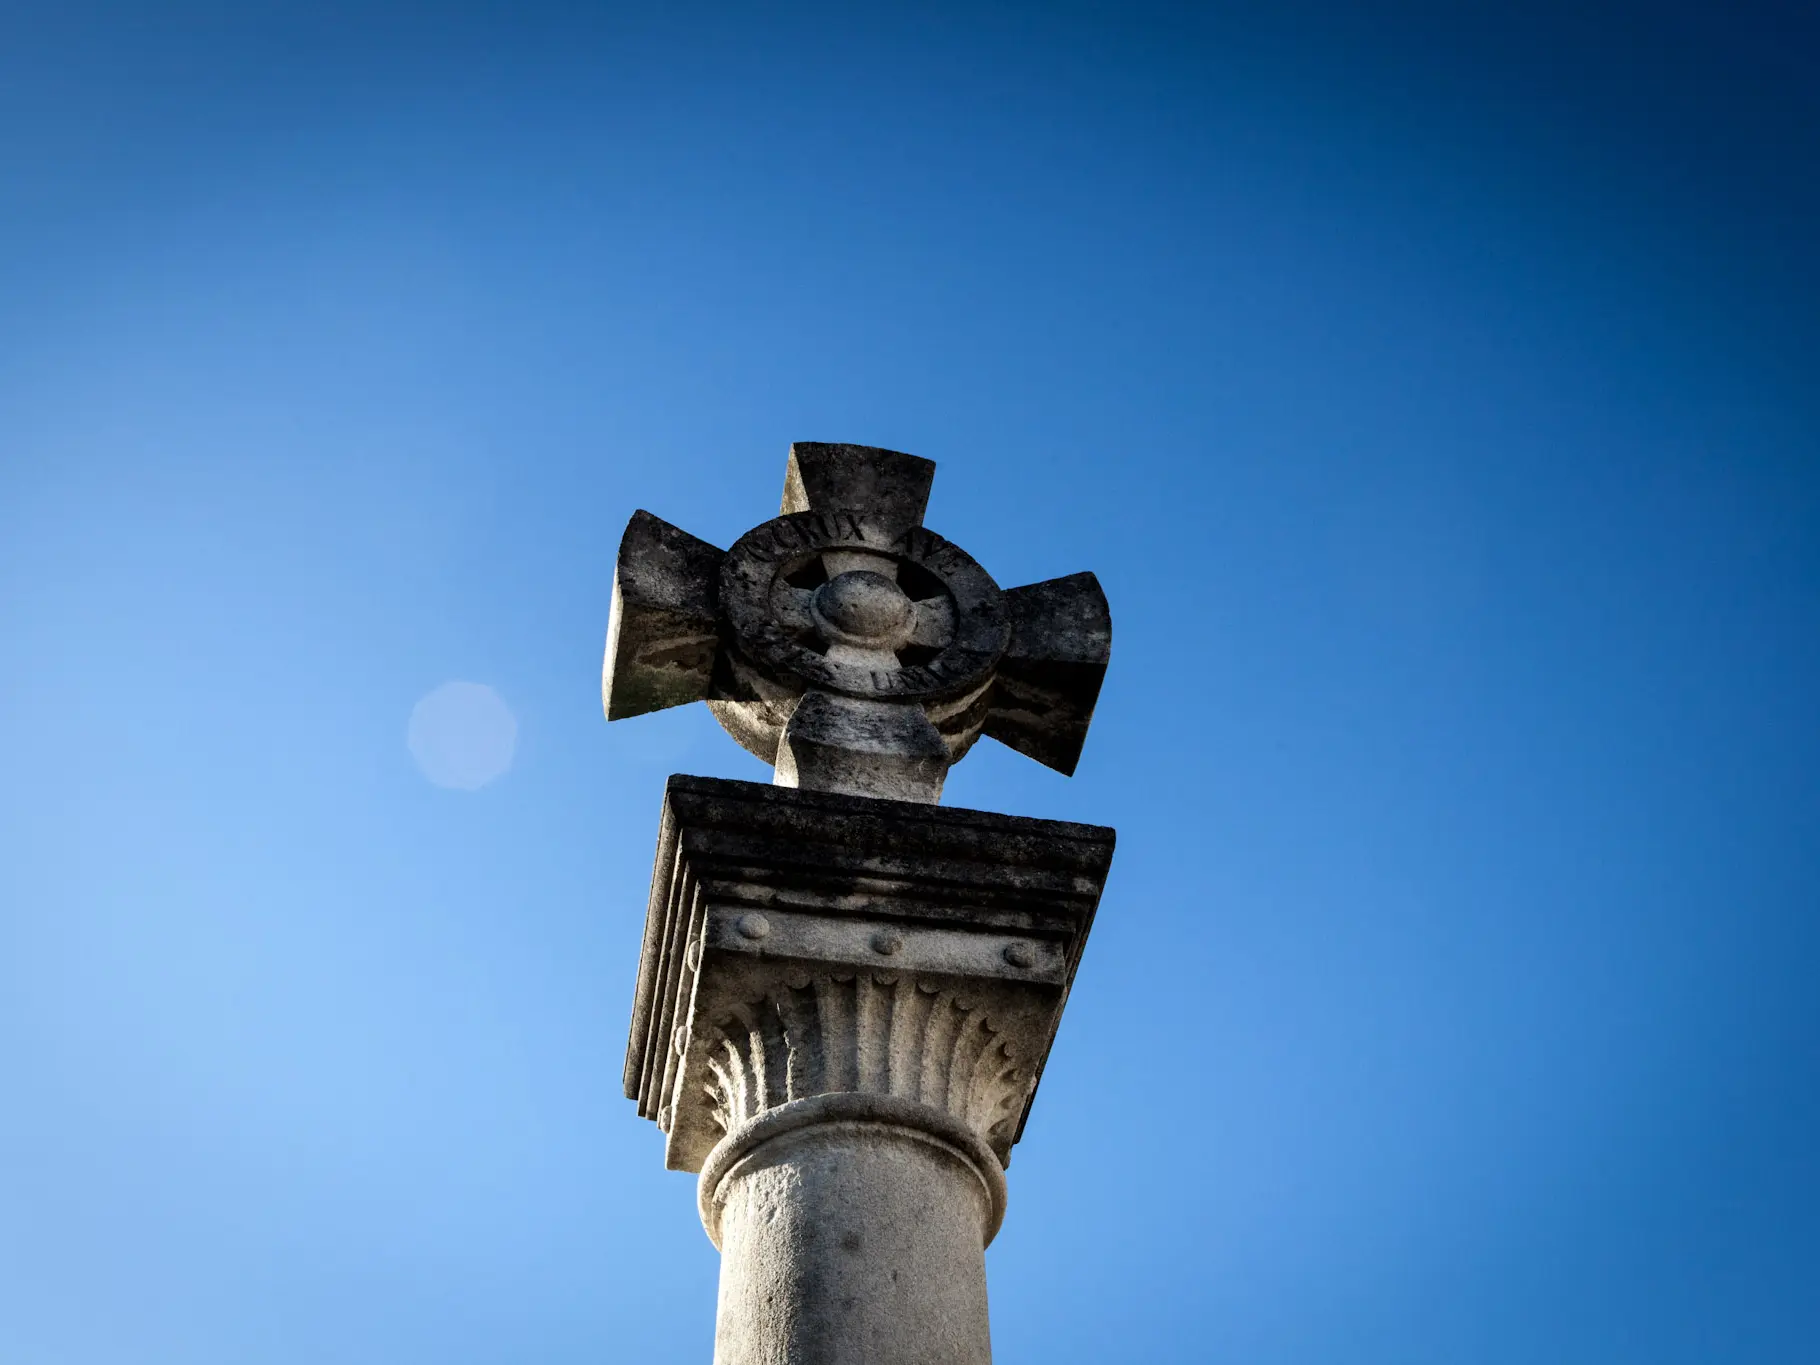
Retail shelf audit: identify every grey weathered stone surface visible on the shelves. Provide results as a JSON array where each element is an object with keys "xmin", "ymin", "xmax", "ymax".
[
  {"xmin": 602, "ymin": 510, "xmax": 724, "ymax": 720},
  {"xmin": 986, "ymin": 572, "xmax": 1115, "ymax": 776},
  {"xmin": 604, "ymin": 444, "xmax": 1115, "ymax": 1364},
  {"xmin": 781, "ymin": 442, "xmax": 935, "ymax": 538},
  {"xmin": 624, "ymin": 775, "xmax": 1116, "ymax": 1173},
  {"xmin": 602, "ymin": 442, "xmax": 1111, "ymax": 802},
  {"xmin": 704, "ymin": 1094, "xmax": 1001, "ymax": 1365},
  {"xmin": 775, "ymin": 690, "xmax": 951, "ymax": 803},
  {"xmin": 621, "ymin": 775, "xmax": 1112, "ymax": 1364}
]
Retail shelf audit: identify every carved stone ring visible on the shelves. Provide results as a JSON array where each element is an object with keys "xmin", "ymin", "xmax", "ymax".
[
  {"xmin": 604, "ymin": 443, "xmax": 1111, "ymax": 803},
  {"xmin": 721, "ymin": 512, "xmax": 1008, "ymax": 703}
]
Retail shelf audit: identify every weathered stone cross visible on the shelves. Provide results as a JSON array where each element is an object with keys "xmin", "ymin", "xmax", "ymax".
[
  {"xmin": 604, "ymin": 442, "xmax": 1111, "ymax": 801},
  {"xmin": 601, "ymin": 443, "xmax": 1116, "ymax": 1365}
]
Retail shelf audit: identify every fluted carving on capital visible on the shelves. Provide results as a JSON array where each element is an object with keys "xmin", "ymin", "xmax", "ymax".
[{"xmin": 701, "ymin": 972, "xmax": 1028, "ymax": 1160}]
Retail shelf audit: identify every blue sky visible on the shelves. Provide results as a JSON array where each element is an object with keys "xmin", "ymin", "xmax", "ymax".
[{"xmin": 2, "ymin": 3, "xmax": 1816, "ymax": 1362}]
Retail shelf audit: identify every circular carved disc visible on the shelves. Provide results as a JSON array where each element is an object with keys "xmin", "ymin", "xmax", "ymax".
[{"xmin": 721, "ymin": 512, "xmax": 1009, "ymax": 701}]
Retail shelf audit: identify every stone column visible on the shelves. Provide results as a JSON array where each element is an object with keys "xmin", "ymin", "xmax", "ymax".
[
  {"xmin": 703, "ymin": 1094, "xmax": 1002, "ymax": 1364},
  {"xmin": 622, "ymin": 776, "xmax": 1115, "ymax": 1365},
  {"xmin": 604, "ymin": 442, "xmax": 1116, "ymax": 1360}
]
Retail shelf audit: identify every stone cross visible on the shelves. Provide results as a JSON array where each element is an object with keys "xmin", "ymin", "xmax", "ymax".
[
  {"xmin": 603, "ymin": 442, "xmax": 1111, "ymax": 802},
  {"xmin": 602, "ymin": 444, "xmax": 1116, "ymax": 1365}
]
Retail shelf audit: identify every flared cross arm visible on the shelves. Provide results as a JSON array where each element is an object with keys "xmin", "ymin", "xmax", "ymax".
[
  {"xmin": 602, "ymin": 442, "xmax": 1112, "ymax": 802},
  {"xmin": 782, "ymin": 441, "xmax": 934, "ymax": 540},
  {"xmin": 602, "ymin": 512, "xmax": 723, "ymax": 721}
]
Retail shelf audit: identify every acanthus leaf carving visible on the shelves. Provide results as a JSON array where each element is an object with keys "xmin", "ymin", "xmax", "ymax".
[{"xmin": 698, "ymin": 972, "xmax": 1029, "ymax": 1161}]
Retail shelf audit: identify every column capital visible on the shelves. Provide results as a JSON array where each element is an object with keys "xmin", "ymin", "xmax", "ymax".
[{"xmin": 623, "ymin": 775, "xmax": 1116, "ymax": 1172}]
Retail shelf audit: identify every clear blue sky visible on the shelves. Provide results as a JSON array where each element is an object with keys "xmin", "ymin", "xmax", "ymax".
[{"xmin": 3, "ymin": 3, "xmax": 1816, "ymax": 1362}]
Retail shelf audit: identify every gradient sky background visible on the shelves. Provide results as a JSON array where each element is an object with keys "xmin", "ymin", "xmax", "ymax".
[{"xmin": 3, "ymin": 3, "xmax": 1817, "ymax": 1362}]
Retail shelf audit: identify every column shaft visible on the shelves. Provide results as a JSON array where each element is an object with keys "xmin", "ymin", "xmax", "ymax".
[{"xmin": 701, "ymin": 1099, "xmax": 1004, "ymax": 1365}]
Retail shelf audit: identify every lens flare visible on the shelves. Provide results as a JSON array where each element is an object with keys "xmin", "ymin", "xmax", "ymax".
[{"xmin": 407, "ymin": 681, "xmax": 517, "ymax": 790}]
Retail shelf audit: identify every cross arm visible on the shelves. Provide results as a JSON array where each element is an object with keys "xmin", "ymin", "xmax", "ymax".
[
  {"xmin": 781, "ymin": 443, "xmax": 935, "ymax": 541},
  {"xmin": 603, "ymin": 510, "xmax": 726, "ymax": 721},
  {"xmin": 982, "ymin": 572, "xmax": 1112, "ymax": 776}
]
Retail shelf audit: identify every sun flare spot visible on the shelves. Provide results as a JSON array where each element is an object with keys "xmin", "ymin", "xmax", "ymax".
[{"xmin": 407, "ymin": 681, "xmax": 517, "ymax": 790}]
